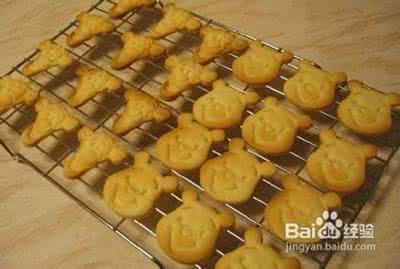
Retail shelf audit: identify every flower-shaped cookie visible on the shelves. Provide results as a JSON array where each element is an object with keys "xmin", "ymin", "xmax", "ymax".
[
  {"xmin": 156, "ymin": 190, "xmax": 235, "ymax": 264},
  {"xmin": 337, "ymin": 80, "xmax": 400, "ymax": 135},
  {"xmin": 103, "ymin": 152, "xmax": 177, "ymax": 218},
  {"xmin": 156, "ymin": 113, "xmax": 225, "ymax": 171},
  {"xmin": 242, "ymin": 97, "xmax": 312, "ymax": 155},
  {"xmin": 193, "ymin": 80, "xmax": 259, "ymax": 129},
  {"xmin": 110, "ymin": 0, "xmax": 156, "ymax": 18},
  {"xmin": 0, "ymin": 77, "xmax": 38, "ymax": 113}
]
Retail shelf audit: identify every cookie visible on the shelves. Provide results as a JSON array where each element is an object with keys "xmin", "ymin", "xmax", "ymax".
[
  {"xmin": 193, "ymin": 26, "xmax": 248, "ymax": 64},
  {"xmin": 264, "ymin": 175, "xmax": 342, "ymax": 243},
  {"xmin": 156, "ymin": 113, "xmax": 225, "ymax": 171},
  {"xmin": 233, "ymin": 42, "xmax": 293, "ymax": 85},
  {"xmin": 103, "ymin": 152, "xmax": 177, "ymax": 218},
  {"xmin": 337, "ymin": 80, "xmax": 400, "ymax": 135},
  {"xmin": 112, "ymin": 88, "xmax": 171, "ymax": 135},
  {"xmin": 200, "ymin": 138, "xmax": 276, "ymax": 204},
  {"xmin": 156, "ymin": 190, "xmax": 235, "ymax": 264},
  {"xmin": 147, "ymin": 4, "xmax": 201, "ymax": 39},
  {"xmin": 160, "ymin": 55, "xmax": 218, "ymax": 101},
  {"xmin": 110, "ymin": 0, "xmax": 156, "ymax": 18},
  {"xmin": 22, "ymin": 40, "xmax": 73, "ymax": 77},
  {"xmin": 0, "ymin": 77, "xmax": 38, "ymax": 113},
  {"xmin": 111, "ymin": 33, "xmax": 165, "ymax": 69},
  {"xmin": 193, "ymin": 80, "xmax": 259, "ymax": 129},
  {"xmin": 242, "ymin": 97, "xmax": 312, "ymax": 155},
  {"xmin": 64, "ymin": 127, "xmax": 128, "ymax": 179},
  {"xmin": 215, "ymin": 227, "xmax": 301, "ymax": 269},
  {"xmin": 284, "ymin": 60, "xmax": 347, "ymax": 110},
  {"xmin": 306, "ymin": 129, "xmax": 377, "ymax": 193}
]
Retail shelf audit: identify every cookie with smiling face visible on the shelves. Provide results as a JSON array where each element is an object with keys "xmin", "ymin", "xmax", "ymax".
[
  {"xmin": 0, "ymin": 77, "xmax": 38, "ymax": 113},
  {"xmin": 109, "ymin": 0, "xmax": 157, "ymax": 18}
]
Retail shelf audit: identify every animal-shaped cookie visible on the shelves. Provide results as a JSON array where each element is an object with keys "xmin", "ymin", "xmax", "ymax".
[
  {"xmin": 0, "ymin": 77, "xmax": 38, "ymax": 113},
  {"xmin": 156, "ymin": 113, "xmax": 225, "ymax": 171},
  {"xmin": 110, "ymin": 0, "xmax": 156, "ymax": 18},
  {"xmin": 193, "ymin": 26, "xmax": 248, "ymax": 64},
  {"xmin": 200, "ymin": 138, "xmax": 276, "ymax": 204},
  {"xmin": 306, "ymin": 129, "xmax": 377, "ymax": 193},
  {"xmin": 193, "ymin": 80, "xmax": 259, "ymax": 129},
  {"xmin": 21, "ymin": 97, "xmax": 80, "ymax": 146},
  {"xmin": 161, "ymin": 55, "xmax": 217, "ymax": 101},
  {"xmin": 67, "ymin": 65, "xmax": 122, "ymax": 107},
  {"xmin": 22, "ymin": 40, "xmax": 73, "ymax": 76},
  {"xmin": 242, "ymin": 97, "xmax": 312, "ymax": 155},
  {"xmin": 337, "ymin": 80, "xmax": 400, "ymax": 135},
  {"xmin": 284, "ymin": 60, "xmax": 347, "ymax": 110},
  {"xmin": 111, "ymin": 33, "xmax": 165, "ymax": 69},
  {"xmin": 156, "ymin": 190, "xmax": 235, "ymax": 264},
  {"xmin": 147, "ymin": 4, "xmax": 201, "ymax": 39},
  {"xmin": 112, "ymin": 88, "xmax": 171, "ymax": 135},
  {"xmin": 264, "ymin": 175, "xmax": 342, "ymax": 243},
  {"xmin": 233, "ymin": 42, "xmax": 293, "ymax": 85},
  {"xmin": 215, "ymin": 227, "xmax": 301, "ymax": 269},
  {"xmin": 103, "ymin": 152, "xmax": 177, "ymax": 218},
  {"xmin": 64, "ymin": 127, "xmax": 128, "ymax": 179}
]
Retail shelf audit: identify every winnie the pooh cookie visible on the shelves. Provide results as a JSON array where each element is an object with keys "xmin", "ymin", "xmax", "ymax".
[
  {"xmin": 0, "ymin": 77, "xmax": 38, "ymax": 113},
  {"xmin": 337, "ymin": 80, "xmax": 400, "ymax": 135},
  {"xmin": 160, "ymin": 55, "xmax": 217, "ymax": 101},
  {"xmin": 110, "ymin": 0, "xmax": 156, "ymax": 18},
  {"xmin": 112, "ymin": 88, "xmax": 171, "ymax": 134},
  {"xmin": 306, "ymin": 129, "xmax": 377, "ymax": 193},
  {"xmin": 242, "ymin": 97, "xmax": 312, "ymax": 155},
  {"xmin": 21, "ymin": 97, "xmax": 80, "ymax": 146},
  {"xmin": 156, "ymin": 113, "xmax": 225, "ymax": 171},
  {"xmin": 156, "ymin": 190, "xmax": 234, "ymax": 264},
  {"xmin": 193, "ymin": 80, "xmax": 259, "ymax": 129},
  {"xmin": 103, "ymin": 152, "xmax": 177, "ymax": 218},
  {"xmin": 284, "ymin": 60, "xmax": 347, "ymax": 110},
  {"xmin": 215, "ymin": 227, "xmax": 301, "ymax": 269},
  {"xmin": 233, "ymin": 42, "xmax": 293, "ymax": 85},
  {"xmin": 200, "ymin": 138, "xmax": 276, "ymax": 204},
  {"xmin": 64, "ymin": 127, "xmax": 128, "ymax": 179},
  {"xmin": 147, "ymin": 4, "xmax": 201, "ymax": 39},
  {"xmin": 193, "ymin": 26, "xmax": 248, "ymax": 64},
  {"xmin": 22, "ymin": 40, "xmax": 73, "ymax": 77},
  {"xmin": 112, "ymin": 33, "xmax": 165, "ymax": 69}
]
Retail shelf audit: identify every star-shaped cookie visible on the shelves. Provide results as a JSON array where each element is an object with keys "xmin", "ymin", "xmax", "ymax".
[
  {"xmin": 0, "ymin": 77, "xmax": 38, "ymax": 113},
  {"xmin": 109, "ymin": 0, "xmax": 156, "ymax": 18}
]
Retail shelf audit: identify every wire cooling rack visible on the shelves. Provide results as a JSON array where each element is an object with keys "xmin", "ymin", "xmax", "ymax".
[{"xmin": 1, "ymin": 0, "xmax": 400, "ymax": 268}]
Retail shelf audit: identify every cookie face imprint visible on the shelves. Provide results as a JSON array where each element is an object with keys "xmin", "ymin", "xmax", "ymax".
[
  {"xmin": 64, "ymin": 127, "xmax": 128, "ymax": 179},
  {"xmin": 284, "ymin": 60, "xmax": 347, "ymax": 110},
  {"xmin": 156, "ymin": 113, "xmax": 225, "ymax": 171},
  {"xmin": 193, "ymin": 80, "xmax": 259, "ymax": 129},
  {"xmin": 264, "ymin": 175, "xmax": 342, "ymax": 243},
  {"xmin": 337, "ymin": 80, "xmax": 400, "ymax": 135},
  {"xmin": 215, "ymin": 227, "xmax": 301, "ymax": 269},
  {"xmin": 21, "ymin": 97, "xmax": 80, "ymax": 146},
  {"xmin": 200, "ymin": 138, "xmax": 276, "ymax": 204},
  {"xmin": 0, "ymin": 77, "xmax": 38, "ymax": 113},
  {"xmin": 103, "ymin": 152, "xmax": 177, "ymax": 218},
  {"xmin": 306, "ymin": 129, "xmax": 377, "ymax": 193},
  {"xmin": 161, "ymin": 56, "xmax": 218, "ymax": 101},
  {"xmin": 110, "ymin": 0, "xmax": 156, "ymax": 18},
  {"xmin": 233, "ymin": 41, "xmax": 294, "ymax": 85},
  {"xmin": 242, "ymin": 97, "xmax": 312, "ymax": 155},
  {"xmin": 156, "ymin": 190, "xmax": 235, "ymax": 264}
]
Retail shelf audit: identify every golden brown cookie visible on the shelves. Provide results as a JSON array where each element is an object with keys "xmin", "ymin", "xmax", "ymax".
[
  {"xmin": 111, "ymin": 33, "xmax": 165, "ymax": 69},
  {"xmin": 22, "ymin": 40, "xmax": 73, "ymax": 77},
  {"xmin": 284, "ymin": 60, "xmax": 347, "ymax": 110},
  {"xmin": 193, "ymin": 26, "xmax": 248, "ymax": 64},
  {"xmin": 264, "ymin": 175, "xmax": 342, "ymax": 243},
  {"xmin": 156, "ymin": 113, "xmax": 225, "ymax": 171},
  {"xmin": 233, "ymin": 42, "xmax": 293, "ymax": 85},
  {"xmin": 156, "ymin": 190, "xmax": 234, "ymax": 264},
  {"xmin": 337, "ymin": 80, "xmax": 400, "ymax": 135},
  {"xmin": 160, "ymin": 55, "xmax": 217, "ymax": 101},
  {"xmin": 64, "ymin": 126, "xmax": 128, "ymax": 179},
  {"xmin": 242, "ymin": 97, "xmax": 312, "ymax": 155},
  {"xmin": 193, "ymin": 80, "xmax": 259, "ymax": 129},
  {"xmin": 109, "ymin": 0, "xmax": 156, "ymax": 18},
  {"xmin": 112, "ymin": 88, "xmax": 171, "ymax": 135},
  {"xmin": 0, "ymin": 77, "xmax": 38, "ymax": 113},
  {"xmin": 103, "ymin": 152, "xmax": 177, "ymax": 218},
  {"xmin": 200, "ymin": 138, "xmax": 276, "ymax": 204}
]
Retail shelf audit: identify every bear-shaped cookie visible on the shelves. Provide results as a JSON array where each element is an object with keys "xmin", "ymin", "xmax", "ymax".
[
  {"xmin": 110, "ymin": 0, "xmax": 156, "ymax": 18},
  {"xmin": 0, "ymin": 77, "xmax": 38, "ymax": 113}
]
